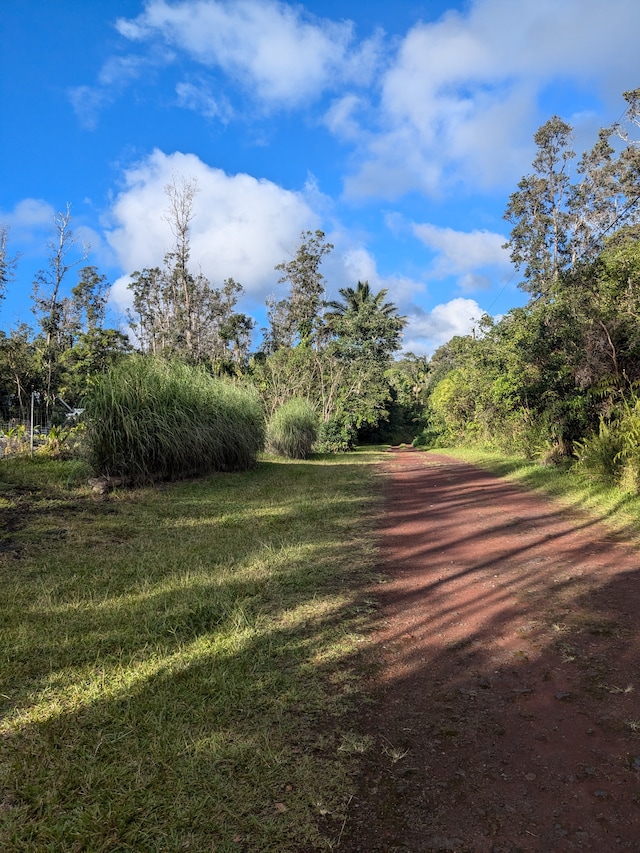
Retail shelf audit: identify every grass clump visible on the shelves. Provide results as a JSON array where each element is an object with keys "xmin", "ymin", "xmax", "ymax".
[
  {"xmin": 84, "ymin": 355, "xmax": 265, "ymax": 483},
  {"xmin": 266, "ymin": 397, "xmax": 319, "ymax": 459}
]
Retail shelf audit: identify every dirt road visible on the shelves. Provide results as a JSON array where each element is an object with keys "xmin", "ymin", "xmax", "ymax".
[{"xmin": 342, "ymin": 449, "xmax": 640, "ymax": 852}]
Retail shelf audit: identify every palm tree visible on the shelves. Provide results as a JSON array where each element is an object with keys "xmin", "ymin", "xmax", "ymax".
[
  {"xmin": 324, "ymin": 280, "xmax": 398, "ymax": 320},
  {"xmin": 324, "ymin": 280, "xmax": 406, "ymax": 360}
]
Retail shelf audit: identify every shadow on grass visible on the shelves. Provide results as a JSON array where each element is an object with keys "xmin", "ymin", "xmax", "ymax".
[{"xmin": 0, "ymin": 455, "xmax": 384, "ymax": 852}]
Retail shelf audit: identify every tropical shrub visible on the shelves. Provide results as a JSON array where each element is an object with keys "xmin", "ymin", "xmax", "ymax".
[
  {"xmin": 573, "ymin": 394, "xmax": 640, "ymax": 491},
  {"xmin": 1, "ymin": 425, "xmax": 29, "ymax": 457},
  {"xmin": 573, "ymin": 418, "xmax": 624, "ymax": 485},
  {"xmin": 315, "ymin": 414, "xmax": 357, "ymax": 453},
  {"xmin": 266, "ymin": 397, "xmax": 318, "ymax": 459},
  {"xmin": 84, "ymin": 355, "xmax": 264, "ymax": 482},
  {"xmin": 34, "ymin": 424, "xmax": 85, "ymax": 459}
]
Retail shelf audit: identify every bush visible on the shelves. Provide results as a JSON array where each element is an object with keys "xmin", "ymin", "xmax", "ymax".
[
  {"xmin": 84, "ymin": 355, "xmax": 265, "ymax": 483},
  {"xmin": 315, "ymin": 415, "xmax": 357, "ymax": 453},
  {"xmin": 34, "ymin": 424, "xmax": 87, "ymax": 460},
  {"xmin": 266, "ymin": 398, "xmax": 318, "ymax": 459},
  {"xmin": 573, "ymin": 418, "xmax": 624, "ymax": 485}
]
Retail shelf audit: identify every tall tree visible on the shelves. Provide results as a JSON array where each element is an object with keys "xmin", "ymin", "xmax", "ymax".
[
  {"xmin": 0, "ymin": 325, "xmax": 38, "ymax": 420},
  {"xmin": 268, "ymin": 229, "xmax": 333, "ymax": 349},
  {"xmin": 324, "ymin": 280, "xmax": 405, "ymax": 360},
  {"xmin": 127, "ymin": 179, "xmax": 255, "ymax": 366},
  {"xmin": 323, "ymin": 280, "xmax": 406, "ymax": 431},
  {"xmin": 504, "ymin": 116, "xmax": 574, "ymax": 296},
  {"xmin": 127, "ymin": 267, "xmax": 168, "ymax": 355},
  {"xmin": 163, "ymin": 176, "xmax": 199, "ymax": 354},
  {"xmin": 569, "ymin": 128, "xmax": 621, "ymax": 263},
  {"xmin": 31, "ymin": 205, "xmax": 89, "ymax": 411},
  {"xmin": 615, "ymin": 88, "xmax": 640, "ymax": 216},
  {"xmin": 71, "ymin": 265, "xmax": 110, "ymax": 335},
  {"xmin": 255, "ymin": 281, "xmax": 406, "ymax": 441},
  {"xmin": 60, "ymin": 266, "xmax": 131, "ymax": 402},
  {"xmin": 212, "ymin": 277, "xmax": 255, "ymax": 369},
  {"xmin": 0, "ymin": 225, "xmax": 20, "ymax": 311}
]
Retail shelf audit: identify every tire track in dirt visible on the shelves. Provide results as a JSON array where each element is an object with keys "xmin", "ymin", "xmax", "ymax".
[{"xmin": 342, "ymin": 449, "xmax": 640, "ymax": 852}]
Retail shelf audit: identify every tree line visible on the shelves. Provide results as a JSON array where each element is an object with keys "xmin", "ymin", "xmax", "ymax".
[
  {"xmin": 421, "ymin": 88, "xmax": 640, "ymax": 488},
  {"xmin": 5, "ymin": 87, "xmax": 638, "ymax": 474},
  {"xmin": 0, "ymin": 180, "xmax": 416, "ymax": 450}
]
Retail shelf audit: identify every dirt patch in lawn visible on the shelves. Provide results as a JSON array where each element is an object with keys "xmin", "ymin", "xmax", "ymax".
[{"xmin": 341, "ymin": 449, "xmax": 640, "ymax": 852}]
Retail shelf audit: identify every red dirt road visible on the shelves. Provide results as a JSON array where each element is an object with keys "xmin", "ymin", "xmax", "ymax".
[{"xmin": 342, "ymin": 449, "xmax": 640, "ymax": 852}]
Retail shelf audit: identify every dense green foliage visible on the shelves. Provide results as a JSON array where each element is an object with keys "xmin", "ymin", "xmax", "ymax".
[
  {"xmin": 417, "ymin": 89, "xmax": 640, "ymax": 490},
  {"xmin": 2, "ymin": 215, "xmax": 415, "ymax": 455},
  {"xmin": 257, "ymin": 272, "xmax": 408, "ymax": 442},
  {"xmin": 8, "ymin": 90, "xmax": 640, "ymax": 468},
  {"xmin": 265, "ymin": 397, "xmax": 319, "ymax": 459},
  {"xmin": 85, "ymin": 356, "xmax": 265, "ymax": 482}
]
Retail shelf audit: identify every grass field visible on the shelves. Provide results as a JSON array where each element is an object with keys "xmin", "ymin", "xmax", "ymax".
[{"xmin": 0, "ymin": 450, "xmax": 387, "ymax": 852}]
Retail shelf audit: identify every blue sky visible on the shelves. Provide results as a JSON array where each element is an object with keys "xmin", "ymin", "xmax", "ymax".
[{"xmin": 2, "ymin": 0, "xmax": 640, "ymax": 355}]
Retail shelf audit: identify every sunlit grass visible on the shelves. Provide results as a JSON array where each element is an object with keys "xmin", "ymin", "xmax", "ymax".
[
  {"xmin": 0, "ymin": 447, "xmax": 386, "ymax": 851},
  {"xmin": 434, "ymin": 446, "xmax": 640, "ymax": 543}
]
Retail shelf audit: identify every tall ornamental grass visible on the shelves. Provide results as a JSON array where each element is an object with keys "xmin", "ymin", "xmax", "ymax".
[
  {"xmin": 85, "ymin": 356, "xmax": 265, "ymax": 482},
  {"xmin": 266, "ymin": 397, "xmax": 319, "ymax": 459}
]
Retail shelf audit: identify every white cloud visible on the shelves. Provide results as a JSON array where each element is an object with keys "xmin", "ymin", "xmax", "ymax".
[
  {"xmin": 175, "ymin": 81, "xmax": 232, "ymax": 121},
  {"xmin": 116, "ymin": 0, "xmax": 381, "ymax": 107},
  {"xmin": 4, "ymin": 198, "xmax": 55, "ymax": 229},
  {"xmin": 339, "ymin": 245, "xmax": 423, "ymax": 307},
  {"xmin": 69, "ymin": 50, "xmax": 174, "ymax": 129},
  {"xmin": 412, "ymin": 222, "xmax": 510, "ymax": 291},
  {"xmin": 403, "ymin": 297, "xmax": 484, "ymax": 356},
  {"xmin": 323, "ymin": 95, "xmax": 366, "ymax": 142},
  {"xmin": 105, "ymin": 149, "xmax": 320, "ymax": 312},
  {"xmin": 342, "ymin": 0, "xmax": 640, "ymax": 199},
  {"xmin": 0, "ymin": 199, "xmax": 57, "ymax": 254}
]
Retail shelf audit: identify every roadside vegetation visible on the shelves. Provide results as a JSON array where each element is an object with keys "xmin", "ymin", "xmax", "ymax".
[
  {"xmin": 85, "ymin": 356, "xmax": 265, "ymax": 482},
  {"xmin": 412, "ymin": 88, "xmax": 640, "ymax": 496},
  {"xmin": 438, "ymin": 445, "xmax": 640, "ymax": 544},
  {"xmin": 265, "ymin": 397, "xmax": 319, "ymax": 459},
  {"xmin": 0, "ymin": 448, "xmax": 385, "ymax": 851},
  {"xmin": 2, "ymin": 86, "xmax": 640, "ymax": 851}
]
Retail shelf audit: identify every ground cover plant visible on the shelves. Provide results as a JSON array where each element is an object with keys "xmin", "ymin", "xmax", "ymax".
[
  {"xmin": 0, "ymin": 447, "xmax": 385, "ymax": 851},
  {"xmin": 85, "ymin": 355, "xmax": 265, "ymax": 483}
]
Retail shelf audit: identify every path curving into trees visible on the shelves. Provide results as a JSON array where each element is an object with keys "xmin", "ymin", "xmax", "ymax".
[{"xmin": 343, "ymin": 448, "xmax": 640, "ymax": 852}]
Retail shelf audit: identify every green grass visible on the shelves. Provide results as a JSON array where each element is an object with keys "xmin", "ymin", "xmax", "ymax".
[
  {"xmin": 85, "ymin": 356, "xmax": 265, "ymax": 482},
  {"xmin": 434, "ymin": 445, "xmax": 640, "ymax": 544},
  {"xmin": 0, "ymin": 448, "xmax": 386, "ymax": 852},
  {"xmin": 266, "ymin": 398, "xmax": 319, "ymax": 460}
]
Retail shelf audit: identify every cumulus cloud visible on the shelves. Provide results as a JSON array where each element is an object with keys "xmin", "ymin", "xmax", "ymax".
[
  {"xmin": 338, "ymin": 245, "xmax": 424, "ymax": 308},
  {"xmin": 115, "ymin": 0, "xmax": 382, "ymax": 107},
  {"xmin": 403, "ymin": 297, "xmax": 484, "ymax": 356},
  {"xmin": 412, "ymin": 222, "xmax": 511, "ymax": 291},
  {"xmin": 105, "ymin": 149, "xmax": 320, "ymax": 313},
  {"xmin": 343, "ymin": 0, "xmax": 640, "ymax": 199}
]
